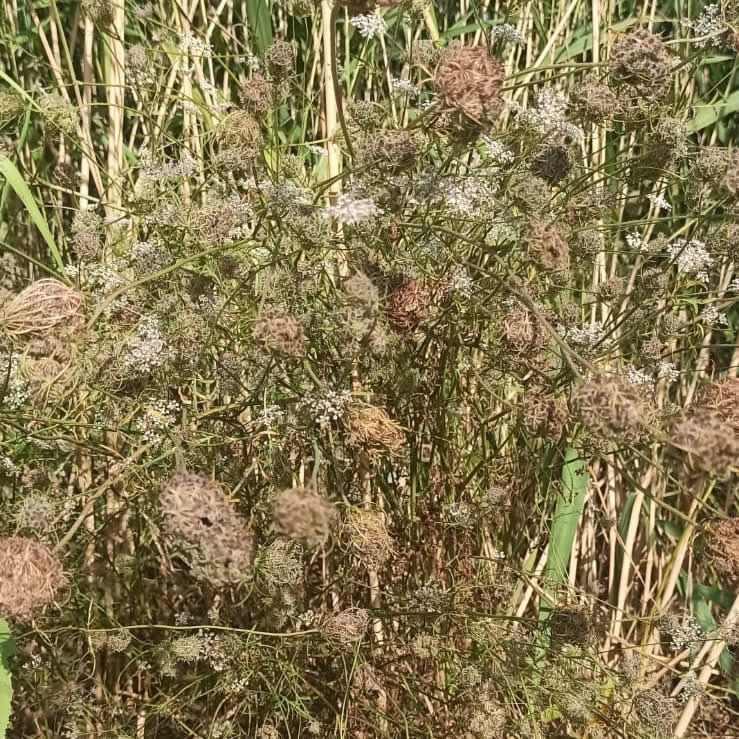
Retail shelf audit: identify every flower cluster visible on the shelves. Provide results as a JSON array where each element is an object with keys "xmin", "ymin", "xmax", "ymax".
[{"xmin": 349, "ymin": 14, "xmax": 386, "ymax": 39}]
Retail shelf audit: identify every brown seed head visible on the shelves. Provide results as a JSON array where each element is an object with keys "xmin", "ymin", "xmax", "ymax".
[
  {"xmin": 695, "ymin": 377, "xmax": 739, "ymax": 431},
  {"xmin": 266, "ymin": 40, "xmax": 294, "ymax": 78},
  {"xmin": 343, "ymin": 508, "xmax": 395, "ymax": 569},
  {"xmin": 345, "ymin": 403, "xmax": 405, "ymax": 453},
  {"xmin": 0, "ymin": 279, "xmax": 85, "ymax": 340},
  {"xmin": 218, "ymin": 110, "xmax": 262, "ymax": 164},
  {"xmin": 705, "ymin": 517, "xmax": 739, "ymax": 583},
  {"xmin": 344, "ymin": 272, "xmax": 380, "ymax": 310},
  {"xmin": 321, "ymin": 606, "xmax": 369, "ymax": 647},
  {"xmin": 570, "ymin": 74, "xmax": 621, "ymax": 123},
  {"xmin": 530, "ymin": 145, "xmax": 571, "ymax": 185},
  {"xmin": 358, "ymin": 129, "xmax": 421, "ymax": 171},
  {"xmin": 573, "ymin": 374, "xmax": 652, "ymax": 442},
  {"xmin": 253, "ymin": 308, "xmax": 305, "ymax": 356},
  {"xmin": 386, "ymin": 276, "xmax": 429, "ymax": 333},
  {"xmin": 670, "ymin": 409, "xmax": 739, "ymax": 479},
  {"xmin": 526, "ymin": 220, "xmax": 570, "ymax": 272},
  {"xmin": 499, "ymin": 306, "xmax": 552, "ymax": 355},
  {"xmin": 239, "ymin": 73, "xmax": 273, "ymax": 116},
  {"xmin": 433, "ymin": 46, "xmax": 505, "ymax": 126},
  {"xmin": 270, "ymin": 487, "xmax": 336, "ymax": 548},
  {"xmin": 608, "ymin": 29, "xmax": 672, "ymax": 101},
  {"xmin": 0, "ymin": 537, "xmax": 67, "ymax": 618},
  {"xmin": 520, "ymin": 394, "xmax": 568, "ymax": 440},
  {"xmin": 160, "ymin": 471, "xmax": 254, "ymax": 587}
]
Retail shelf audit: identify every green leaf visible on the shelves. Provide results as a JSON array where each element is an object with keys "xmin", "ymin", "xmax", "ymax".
[
  {"xmin": 544, "ymin": 447, "xmax": 589, "ymax": 586},
  {"xmin": 0, "ymin": 619, "xmax": 15, "ymax": 739},
  {"xmin": 537, "ymin": 448, "xmax": 589, "ymax": 652},
  {"xmin": 0, "ymin": 156, "xmax": 64, "ymax": 273},
  {"xmin": 688, "ymin": 90, "xmax": 739, "ymax": 132},
  {"xmin": 246, "ymin": 0, "xmax": 272, "ymax": 55}
]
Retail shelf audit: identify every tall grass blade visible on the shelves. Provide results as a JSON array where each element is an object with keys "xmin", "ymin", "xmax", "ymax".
[
  {"xmin": 246, "ymin": 0, "xmax": 273, "ymax": 55},
  {"xmin": 0, "ymin": 156, "xmax": 64, "ymax": 274},
  {"xmin": 0, "ymin": 619, "xmax": 14, "ymax": 739}
]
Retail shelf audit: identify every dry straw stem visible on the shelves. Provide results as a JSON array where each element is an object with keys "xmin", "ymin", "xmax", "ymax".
[{"xmin": 0, "ymin": 279, "xmax": 85, "ymax": 339}]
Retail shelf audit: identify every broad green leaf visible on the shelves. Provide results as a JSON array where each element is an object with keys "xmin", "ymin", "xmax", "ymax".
[
  {"xmin": 544, "ymin": 447, "xmax": 589, "ymax": 585},
  {"xmin": 537, "ymin": 448, "xmax": 589, "ymax": 652},
  {"xmin": 688, "ymin": 90, "xmax": 739, "ymax": 132},
  {"xmin": 0, "ymin": 619, "xmax": 14, "ymax": 739},
  {"xmin": 0, "ymin": 156, "xmax": 64, "ymax": 273},
  {"xmin": 246, "ymin": 0, "xmax": 272, "ymax": 55}
]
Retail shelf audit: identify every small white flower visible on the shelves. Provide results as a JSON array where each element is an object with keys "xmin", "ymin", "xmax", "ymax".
[
  {"xmin": 657, "ymin": 361, "xmax": 680, "ymax": 383},
  {"xmin": 322, "ymin": 194, "xmax": 382, "ymax": 225},
  {"xmin": 481, "ymin": 136, "xmax": 515, "ymax": 166},
  {"xmin": 626, "ymin": 230, "xmax": 649, "ymax": 253},
  {"xmin": 626, "ymin": 363, "xmax": 655, "ymax": 391},
  {"xmin": 729, "ymin": 276, "xmax": 739, "ymax": 292},
  {"xmin": 699, "ymin": 305, "xmax": 728, "ymax": 325},
  {"xmin": 647, "ymin": 192, "xmax": 672, "ymax": 212},
  {"xmin": 666, "ymin": 239, "xmax": 713, "ymax": 276},
  {"xmin": 391, "ymin": 78, "xmax": 419, "ymax": 98},
  {"xmin": 178, "ymin": 32, "xmax": 212, "ymax": 58},
  {"xmin": 492, "ymin": 23, "xmax": 524, "ymax": 44},
  {"xmin": 681, "ymin": 4, "xmax": 727, "ymax": 48},
  {"xmin": 349, "ymin": 14, "xmax": 385, "ymax": 39},
  {"xmin": 307, "ymin": 144, "xmax": 328, "ymax": 157}
]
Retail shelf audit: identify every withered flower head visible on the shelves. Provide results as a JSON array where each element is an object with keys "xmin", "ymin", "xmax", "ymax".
[
  {"xmin": 0, "ymin": 279, "xmax": 85, "ymax": 340},
  {"xmin": 434, "ymin": 46, "xmax": 505, "ymax": 126},
  {"xmin": 0, "ymin": 537, "xmax": 67, "ymax": 618},
  {"xmin": 608, "ymin": 29, "xmax": 672, "ymax": 101},
  {"xmin": 253, "ymin": 308, "xmax": 306, "ymax": 357},
  {"xmin": 270, "ymin": 487, "xmax": 336, "ymax": 548}
]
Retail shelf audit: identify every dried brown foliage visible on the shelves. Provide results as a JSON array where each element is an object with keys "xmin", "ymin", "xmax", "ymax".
[{"xmin": 270, "ymin": 487, "xmax": 336, "ymax": 548}]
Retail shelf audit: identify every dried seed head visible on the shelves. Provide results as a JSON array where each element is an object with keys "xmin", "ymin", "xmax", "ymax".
[
  {"xmin": 82, "ymin": 0, "xmax": 113, "ymax": 24},
  {"xmin": 217, "ymin": 110, "xmax": 262, "ymax": 165},
  {"xmin": 549, "ymin": 604, "xmax": 599, "ymax": 649},
  {"xmin": 595, "ymin": 276, "xmax": 626, "ymax": 301},
  {"xmin": 343, "ymin": 508, "xmax": 395, "ymax": 569},
  {"xmin": 608, "ymin": 29, "xmax": 672, "ymax": 101},
  {"xmin": 160, "ymin": 470, "xmax": 254, "ymax": 587},
  {"xmin": 345, "ymin": 403, "xmax": 405, "ymax": 453},
  {"xmin": 433, "ymin": 46, "xmax": 505, "ymax": 126},
  {"xmin": 570, "ymin": 74, "xmax": 620, "ymax": 123},
  {"xmin": 344, "ymin": 271, "xmax": 380, "ymax": 310},
  {"xmin": 526, "ymin": 220, "xmax": 570, "ymax": 272},
  {"xmin": 239, "ymin": 73, "xmax": 273, "ymax": 116},
  {"xmin": 0, "ymin": 91, "xmax": 24, "ymax": 122},
  {"xmin": 253, "ymin": 308, "xmax": 305, "ymax": 356},
  {"xmin": 347, "ymin": 100, "xmax": 384, "ymax": 131},
  {"xmin": 270, "ymin": 487, "xmax": 336, "ymax": 548},
  {"xmin": 633, "ymin": 689, "xmax": 676, "ymax": 738},
  {"xmin": 520, "ymin": 394, "xmax": 568, "ymax": 440},
  {"xmin": 720, "ymin": 149, "xmax": 739, "ymax": 196},
  {"xmin": 530, "ymin": 145, "xmax": 572, "ymax": 185},
  {"xmin": 0, "ymin": 279, "xmax": 85, "ymax": 340},
  {"xmin": 358, "ymin": 129, "xmax": 421, "ymax": 171},
  {"xmin": 409, "ymin": 39, "xmax": 442, "ymax": 68},
  {"xmin": 694, "ymin": 146, "xmax": 730, "ymax": 181},
  {"xmin": 695, "ymin": 376, "xmax": 739, "ymax": 431},
  {"xmin": 257, "ymin": 538, "xmax": 303, "ymax": 588},
  {"xmin": 39, "ymin": 93, "xmax": 77, "ymax": 136},
  {"xmin": 705, "ymin": 517, "xmax": 739, "ymax": 582},
  {"xmin": 386, "ymin": 276, "xmax": 429, "ymax": 333},
  {"xmin": 266, "ymin": 40, "xmax": 293, "ymax": 78},
  {"xmin": 0, "ymin": 536, "xmax": 67, "ymax": 618},
  {"xmin": 670, "ymin": 409, "xmax": 739, "ymax": 479},
  {"xmin": 321, "ymin": 607, "xmax": 369, "ymax": 647},
  {"xmin": 573, "ymin": 374, "xmax": 652, "ymax": 442},
  {"xmin": 499, "ymin": 306, "xmax": 552, "ymax": 355}
]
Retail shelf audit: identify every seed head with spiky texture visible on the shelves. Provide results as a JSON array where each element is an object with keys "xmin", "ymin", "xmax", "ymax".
[
  {"xmin": 343, "ymin": 508, "xmax": 395, "ymax": 569},
  {"xmin": 253, "ymin": 309, "xmax": 305, "ymax": 356},
  {"xmin": 270, "ymin": 487, "xmax": 336, "ymax": 548},
  {"xmin": 0, "ymin": 537, "xmax": 67, "ymax": 618},
  {"xmin": 433, "ymin": 46, "xmax": 505, "ymax": 126},
  {"xmin": 608, "ymin": 29, "xmax": 672, "ymax": 101},
  {"xmin": 573, "ymin": 374, "xmax": 653, "ymax": 443},
  {"xmin": 705, "ymin": 517, "xmax": 739, "ymax": 582},
  {"xmin": 239, "ymin": 73, "xmax": 273, "ymax": 116},
  {"xmin": 160, "ymin": 471, "xmax": 254, "ymax": 587},
  {"xmin": 526, "ymin": 220, "xmax": 570, "ymax": 272},
  {"xmin": 345, "ymin": 403, "xmax": 405, "ymax": 453},
  {"xmin": 0, "ymin": 279, "xmax": 85, "ymax": 340},
  {"xmin": 386, "ymin": 276, "xmax": 429, "ymax": 333},
  {"xmin": 321, "ymin": 607, "xmax": 369, "ymax": 647}
]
